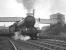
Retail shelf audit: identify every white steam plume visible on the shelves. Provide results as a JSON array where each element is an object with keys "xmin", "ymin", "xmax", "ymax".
[{"xmin": 22, "ymin": 0, "xmax": 35, "ymax": 12}]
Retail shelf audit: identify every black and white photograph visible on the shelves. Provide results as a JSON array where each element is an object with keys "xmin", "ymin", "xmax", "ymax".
[{"xmin": 0, "ymin": 0, "xmax": 66, "ymax": 50}]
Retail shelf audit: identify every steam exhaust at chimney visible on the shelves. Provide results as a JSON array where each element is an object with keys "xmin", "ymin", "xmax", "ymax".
[{"xmin": 22, "ymin": 0, "xmax": 35, "ymax": 13}]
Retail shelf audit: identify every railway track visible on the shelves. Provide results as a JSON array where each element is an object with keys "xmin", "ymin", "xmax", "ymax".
[
  {"xmin": 29, "ymin": 39, "xmax": 66, "ymax": 50},
  {"xmin": 10, "ymin": 38, "xmax": 66, "ymax": 50},
  {"xmin": 1, "ymin": 36, "xmax": 66, "ymax": 50},
  {"xmin": 14, "ymin": 39, "xmax": 66, "ymax": 50},
  {"xmin": 10, "ymin": 39, "xmax": 41, "ymax": 50},
  {"xmin": 0, "ymin": 37, "xmax": 17, "ymax": 50}
]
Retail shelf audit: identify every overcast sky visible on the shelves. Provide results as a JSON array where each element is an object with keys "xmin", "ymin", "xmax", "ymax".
[
  {"xmin": 0, "ymin": 0, "xmax": 66, "ymax": 18},
  {"xmin": 0, "ymin": 0, "xmax": 66, "ymax": 27}
]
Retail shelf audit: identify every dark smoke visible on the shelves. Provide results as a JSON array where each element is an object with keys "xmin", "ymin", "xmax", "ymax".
[{"xmin": 23, "ymin": 0, "xmax": 35, "ymax": 12}]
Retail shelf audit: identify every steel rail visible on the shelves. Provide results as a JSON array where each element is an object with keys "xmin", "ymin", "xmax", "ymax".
[{"xmin": 8, "ymin": 39, "xmax": 18, "ymax": 50}]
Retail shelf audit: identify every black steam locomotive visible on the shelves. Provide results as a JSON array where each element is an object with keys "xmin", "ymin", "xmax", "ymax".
[{"xmin": 9, "ymin": 15, "xmax": 39, "ymax": 39}]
